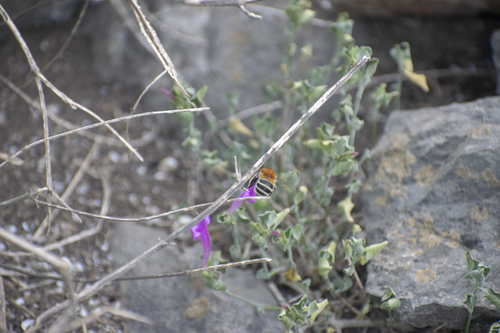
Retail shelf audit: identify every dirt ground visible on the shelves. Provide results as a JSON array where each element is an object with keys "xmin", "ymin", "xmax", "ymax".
[{"xmin": 0, "ymin": 1, "xmax": 498, "ymax": 332}]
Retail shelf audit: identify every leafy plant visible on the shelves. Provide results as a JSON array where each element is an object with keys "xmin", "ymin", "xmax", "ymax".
[
  {"xmin": 177, "ymin": 3, "xmax": 399, "ymax": 331},
  {"xmin": 463, "ymin": 251, "xmax": 500, "ymax": 333}
]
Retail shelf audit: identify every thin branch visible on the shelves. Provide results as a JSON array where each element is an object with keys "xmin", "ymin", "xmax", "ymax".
[
  {"xmin": 219, "ymin": 101, "xmax": 283, "ymax": 126},
  {"xmin": 28, "ymin": 56, "xmax": 370, "ymax": 330},
  {"xmin": 0, "ymin": 187, "xmax": 48, "ymax": 208},
  {"xmin": 40, "ymin": 0, "xmax": 89, "ymax": 74},
  {"xmin": 0, "ymin": 277, "xmax": 6, "ymax": 331},
  {"xmin": 0, "ymin": 5, "xmax": 143, "ymax": 162},
  {"xmin": 32, "ymin": 142, "xmax": 100, "ymax": 241},
  {"xmin": 127, "ymin": 69, "xmax": 169, "ymax": 143},
  {"xmin": 127, "ymin": 0, "xmax": 193, "ymax": 105},
  {"xmin": 0, "ymin": 108, "xmax": 207, "ymax": 170},
  {"xmin": 64, "ymin": 306, "xmax": 154, "ymax": 332},
  {"xmin": 0, "ymin": 73, "xmax": 135, "ymax": 148},
  {"xmin": 12, "ymin": 0, "xmax": 89, "ymax": 94},
  {"xmin": 177, "ymin": 0, "xmax": 263, "ymax": 19},
  {"xmin": 46, "ymin": 173, "xmax": 112, "ymax": 333},
  {"xmin": 0, "ymin": 228, "xmax": 75, "ymax": 306},
  {"xmin": 43, "ymin": 171, "xmax": 111, "ymax": 253},
  {"xmin": 110, "ymin": 0, "xmax": 232, "ymax": 147},
  {"xmin": 0, "ymin": 258, "xmax": 271, "ymax": 283}
]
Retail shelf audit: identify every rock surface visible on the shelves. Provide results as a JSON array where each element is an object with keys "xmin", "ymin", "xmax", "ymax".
[
  {"xmin": 361, "ymin": 96, "xmax": 500, "ymax": 329},
  {"xmin": 110, "ymin": 223, "xmax": 283, "ymax": 333},
  {"xmin": 330, "ymin": 0, "xmax": 500, "ymax": 16}
]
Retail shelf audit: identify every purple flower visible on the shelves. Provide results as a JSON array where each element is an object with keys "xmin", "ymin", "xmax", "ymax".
[
  {"xmin": 270, "ymin": 230, "xmax": 281, "ymax": 236},
  {"xmin": 161, "ymin": 88, "xmax": 175, "ymax": 100},
  {"xmin": 190, "ymin": 216, "xmax": 211, "ymax": 268},
  {"xmin": 229, "ymin": 185, "xmax": 257, "ymax": 217}
]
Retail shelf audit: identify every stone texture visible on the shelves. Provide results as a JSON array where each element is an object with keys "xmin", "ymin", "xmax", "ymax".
[
  {"xmin": 85, "ymin": 1, "xmax": 336, "ymax": 120},
  {"xmin": 361, "ymin": 96, "xmax": 500, "ymax": 329},
  {"xmin": 110, "ymin": 223, "xmax": 283, "ymax": 333},
  {"xmin": 329, "ymin": 0, "xmax": 500, "ymax": 16}
]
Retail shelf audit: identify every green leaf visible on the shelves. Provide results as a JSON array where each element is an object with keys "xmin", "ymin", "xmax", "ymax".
[
  {"xmin": 483, "ymin": 288, "xmax": 500, "ymax": 310},
  {"xmin": 489, "ymin": 321, "xmax": 500, "ymax": 333},
  {"xmin": 274, "ymin": 209, "xmax": 291, "ymax": 229},
  {"xmin": 465, "ymin": 251, "xmax": 480, "ymax": 274},
  {"xmin": 464, "ymin": 294, "xmax": 479, "ymax": 311},
  {"xmin": 338, "ymin": 197, "xmax": 355, "ymax": 223},
  {"xmin": 297, "ymin": 278, "xmax": 311, "ymax": 294},
  {"xmin": 336, "ymin": 276, "xmax": 352, "ymax": 293},
  {"xmin": 380, "ymin": 298, "xmax": 401, "ymax": 310},
  {"xmin": 298, "ymin": 9, "xmax": 315, "ymax": 25},
  {"xmin": 252, "ymin": 235, "xmax": 269, "ymax": 252},
  {"xmin": 278, "ymin": 311, "xmax": 294, "ymax": 331},
  {"xmin": 292, "ymin": 224, "xmax": 303, "ymax": 241},
  {"xmin": 194, "ymin": 85, "xmax": 208, "ymax": 107},
  {"xmin": 308, "ymin": 299, "xmax": 329, "ymax": 324},
  {"xmin": 279, "ymin": 169, "xmax": 301, "ymax": 192},
  {"xmin": 381, "ymin": 286, "xmax": 398, "ymax": 302},
  {"xmin": 361, "ymin": 241, "xmax": 388, "ymax": 265},
  {"xmin": 332, "ymin": 159, "xmax": 356, "ymax": 176},
  {"xmin": 318, "ymin": 257, "xmax": 332, "ymax": 276},
  {"xmin": 294, "ymin": 186, "xmax": 308, "ymax": 205}
]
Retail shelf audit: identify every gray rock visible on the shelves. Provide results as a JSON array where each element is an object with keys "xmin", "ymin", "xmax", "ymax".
[
  {"xmin": 85, "ymin": 1, "xmax": 336, "ymax": 119},
  {"xmin": 361, "ymin": 97, "xmax": 500, "ymax": 329},
  {"xmin": 110, "ymin": 223, "xmax": 283, "ymax": 332},
  {"xmin": 330, "ymin": 0, "xmax": 500, "ymax": 16}
]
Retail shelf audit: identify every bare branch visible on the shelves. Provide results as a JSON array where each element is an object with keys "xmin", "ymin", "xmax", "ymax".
[
  {"xmin": 0, "ymin": 5, "xmax": 143, "ymax": 162},
  {"xmin": 177, "ymin": 0, "xmax": 263, "ymax": 19},
  {"xmin": 64, "ymin": 306, "xmax": 154, "ymax": 332},
  {"xmin": 0, "ymin": 228, "xmax": 76, "ymax": 310},
  {"xmin": 0, "ymin": 108, "xmax": 207, "ymax": 170},
  {"xmin": 32, "ymin": 143, "xmax": 100, "ymax": 240},
  {"xmin": 0, "ymin": 258, "xmax": 271, "ymax": 284},
  {"xmin": 127, "ymin": 0, "xmax": 193, "ymax": 105}
]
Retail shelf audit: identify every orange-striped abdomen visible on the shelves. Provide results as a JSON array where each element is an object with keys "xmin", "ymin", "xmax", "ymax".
[{"xmin": 254, "ymin": 167, "xmax": 276, "ymax": 197}]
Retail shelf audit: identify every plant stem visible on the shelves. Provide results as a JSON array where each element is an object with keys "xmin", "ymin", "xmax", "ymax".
[
  {"xmin": 224, "ymin": 291, "xmax": 281, "ymax": 311},
  {"xmin": 464, "ymin": 309, "xmax": 473, "ymax": 333}
]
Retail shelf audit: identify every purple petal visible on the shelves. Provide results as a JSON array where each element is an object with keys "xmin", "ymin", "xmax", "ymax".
[
  {"xmin": 161, "ymin": 88, "xmax": 175, "ymax": 100},
  {"xmin": 190, "ymin": 216, "xmax": 211, "ymax": 267},
  {"xmin": 270, "ymin": 230, "xmax": 281, "ymax": 236},
  {"xmin": 229, "ymin": 185, "xmax": 257, "ymax": 217}
]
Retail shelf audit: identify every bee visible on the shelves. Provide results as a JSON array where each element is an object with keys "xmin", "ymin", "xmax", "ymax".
[{"xmin": 248, "ymin": 167, "xmax": 277, "ymax": 197}]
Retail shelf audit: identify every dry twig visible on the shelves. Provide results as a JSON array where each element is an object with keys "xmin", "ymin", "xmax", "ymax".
[
  {"xmin": 179, "ymin": 0, "xmax": 263, "ymax": 19},
  {"xmin": 0, "ymin": 6, "xmax": 143, "ymax": 163}
]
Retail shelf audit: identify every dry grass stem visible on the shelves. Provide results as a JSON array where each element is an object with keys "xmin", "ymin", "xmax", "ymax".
[
  {"xmin": 268, "ymin": 281, "xmax": 286, "ymax": 305},
  {"xmin": 43, "ymin": 172, "xmax": 111, "ymax": 253},
  {"xmin": 127, "ymin": 68, "xmax": 169, "ymax": 141},
  {"xmin": 65, "ymin": 306, "xmax": 154, "ymax": 332},
  {"xmin": 14, "ymin": 196, "xmax": 267, "ymax": 225},
  {"xmin": 0, "ymin": 228, "xmax": 76, "ymax": 322},
  {"xmin": 0, "ymin": 258, "xmax": 271, "ymax": 284},
  {"xmin": 23, "ymin": 56, "xmax": 370, "ymax": 330},
  {"xmin": 0, "ymin": 277, "xmax": 6, "ymax": 331},
  {"xmin": 0, "ymin": 6, "xmax": 144, "ymax": 163},
  {"xmin": 178, "ymin": 0, "xmax": 263, "ymax": 19},
  {"xmin": 32, "ymin": 142, "xmax": 100, "ymax": 240},
  {"xmin": 127, "ymin": 0, "xmax": 192, "ymax": 104},
  {"xmin": 0, "ymin": 187, "xmax": 48, "ymax": 208},
  {"xmin": 219, "ymin": 101, "xmax": 283, "ymax": 126},
  {"xmin": 0, "ymin": 108, "xmax": 207, "ymax": 170}
]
